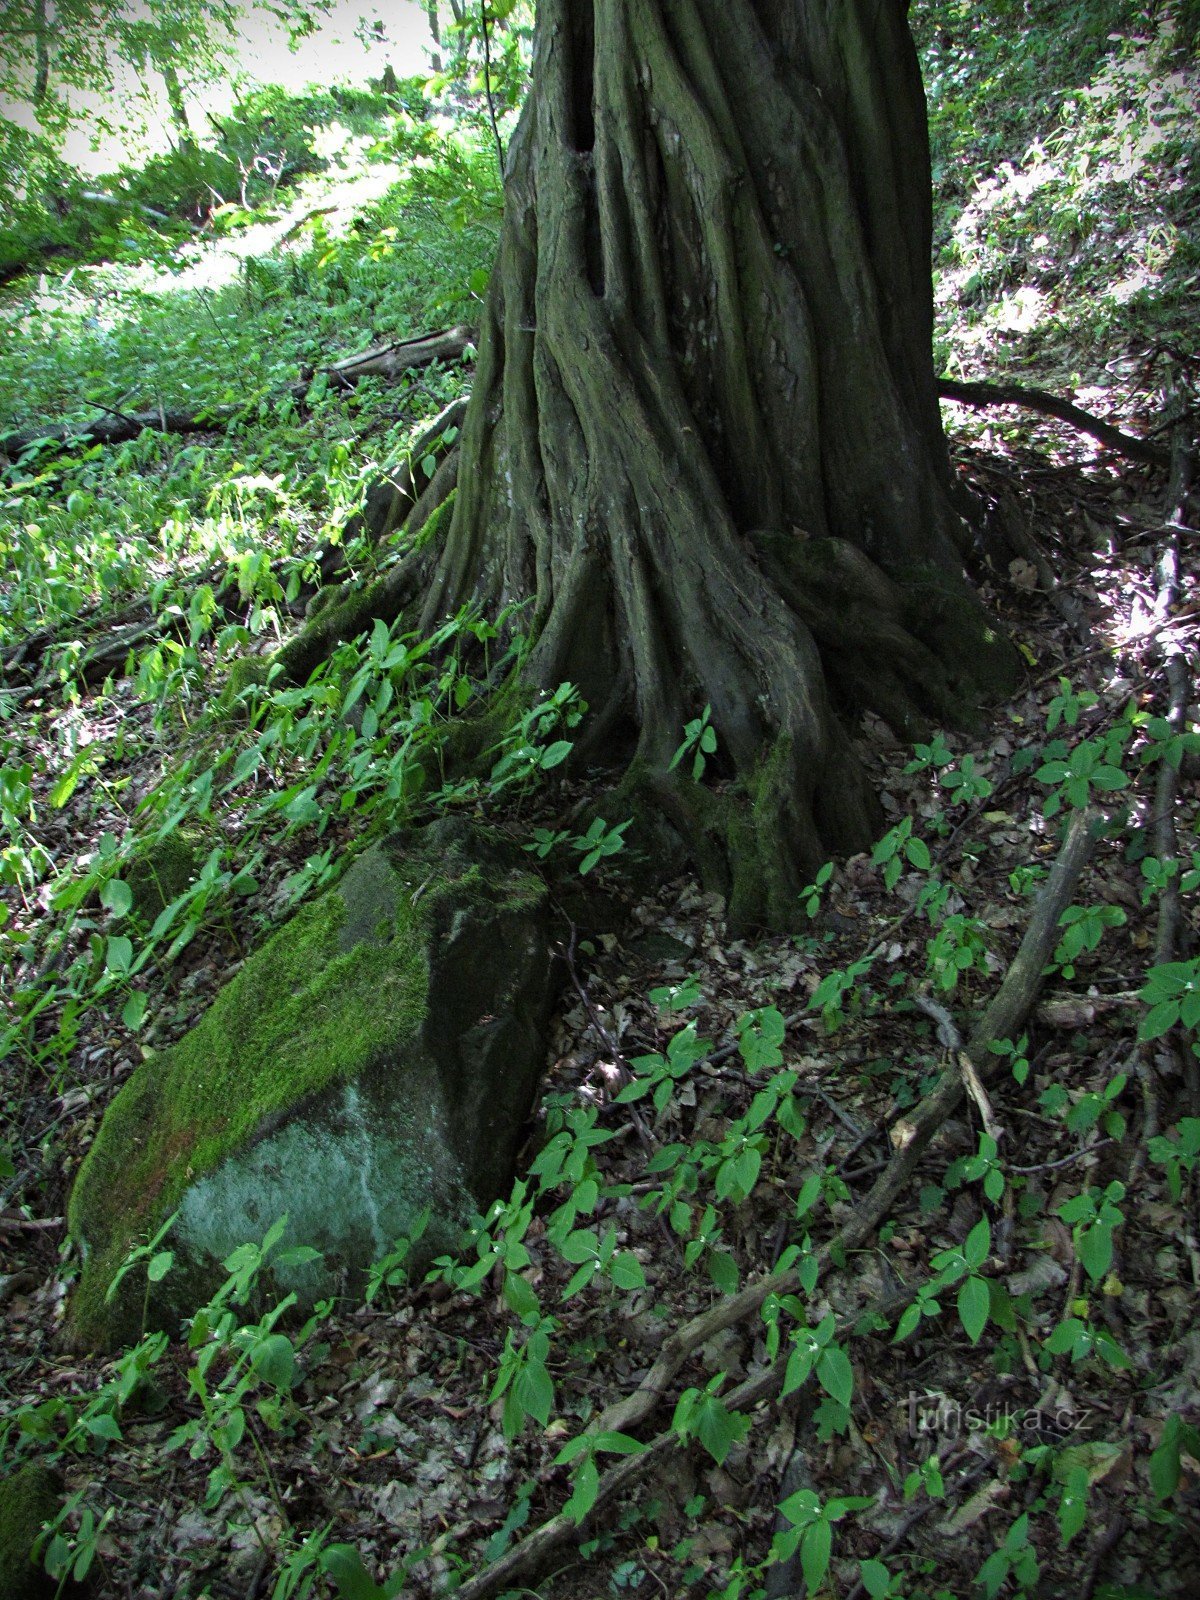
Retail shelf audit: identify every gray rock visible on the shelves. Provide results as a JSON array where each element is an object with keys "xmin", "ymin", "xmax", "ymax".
[{"xmin": 68, "ymin": 821, "xmax": 555, "ymax": 1346}]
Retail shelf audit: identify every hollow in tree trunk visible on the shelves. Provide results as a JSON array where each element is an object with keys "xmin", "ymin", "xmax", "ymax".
[{"xmin": 415, "ymin": 0, "xmax": 1020, "ymax": 925}]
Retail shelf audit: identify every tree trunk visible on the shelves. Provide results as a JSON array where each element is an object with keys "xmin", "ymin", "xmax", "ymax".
[
  {"xmin": 426, "ymin": 0, "xmax": 444, "ymax": 72},
  {"xmin": 159, "ymin": 59, "xmax": 194, "ymax": 148},
  {"xmin": 411, "ymin": 0, "xmax": 1020, "ymax": 925},
  {"xmin": 33, "ymin": 0, "xmax": 52, "ymax": 105}
]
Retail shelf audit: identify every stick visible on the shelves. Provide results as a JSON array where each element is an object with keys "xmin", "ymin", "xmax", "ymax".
[{"xmin": 937, "ymin": 377, "xmax": 1169, "ymax": 467}]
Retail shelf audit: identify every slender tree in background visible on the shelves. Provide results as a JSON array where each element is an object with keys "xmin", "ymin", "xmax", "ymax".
[
  {"xmin": 425, "ymin": 0, "xmax": 443, "ymax": 72},
  {"xmin": 0, "ymin": 0, "xmax": 319, "ymax": 146},
  {"xmin": 398, "ymin": 0, "xmax": 1019, "ymax": 925}
]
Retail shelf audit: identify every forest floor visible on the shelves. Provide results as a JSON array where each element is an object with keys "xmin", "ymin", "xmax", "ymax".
[
  {"xmin": 1, "ymin": 429, "xmax": 1198, "ymax": 1600},
  {"xmin": 3, "ymin": 9, "xmax": 1200, "ymax": 1600}
]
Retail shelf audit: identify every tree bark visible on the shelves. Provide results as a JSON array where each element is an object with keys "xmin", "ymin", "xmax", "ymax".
[
  {"xmin": 33, "ymin": 0, "xmax": 52, "ymax": 105},
  {"xmin": 426, "ymin": 0, "xmax": 444, "ymax": 72},
  {"xmin": 400, "ymin": 0, "xmax": 1019, "ymax": 927},
  {"xmin": 158, "ymin": 58, "xmax": 194, "ymax": 149}
]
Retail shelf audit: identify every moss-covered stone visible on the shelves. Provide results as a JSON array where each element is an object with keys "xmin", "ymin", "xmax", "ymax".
[
  {"xmin": 68, "ymin": 820, "xmax": 555, "ymax": 1347},
  {"xmin": 220, "ymin": 657, "xmax": 274, "ymax": 710},
  {"xmin": 125, "ymin": 831, "xmax": 202, "ymax": 925},
  {"xmin": 0, "ymin": 1463, "xmax": 58, "ymax": 1600}
]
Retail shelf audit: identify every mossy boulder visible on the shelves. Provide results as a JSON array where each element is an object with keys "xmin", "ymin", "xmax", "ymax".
[
  {"xmin": 219, "ymin": 656, "xmax": 275, "ymax": 712},
  {"xmin": 68, "ymin": 821, "xmax": 555, "ymax": 1347},
  {"xmin": 0, "ymin": 1463, "xmax": 58, "ymax": 1599},
  {"xmin": 124, "ymin": 831, "xmax": 203, "ymax": 926}
]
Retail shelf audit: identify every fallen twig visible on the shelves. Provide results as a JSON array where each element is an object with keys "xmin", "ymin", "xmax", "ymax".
[
  {"xmin": 0, "ymin": 326, "xmax": 475, "ymax": 460},
  {"xmin": 937, "ymin": 377, "xmax": 1170, "ymax": 467}
]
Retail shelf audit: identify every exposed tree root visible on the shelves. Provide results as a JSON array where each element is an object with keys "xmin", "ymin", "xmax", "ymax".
[
  {"xmin": 445, "ymin": 810, "xmax": 1098, "ymax": 1600},
  {"xmin": 937, "ymin": 376, "xmax": 1171, "ymax": 467}
]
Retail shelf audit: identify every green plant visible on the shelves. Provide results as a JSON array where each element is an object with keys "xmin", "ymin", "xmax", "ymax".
[
  {"xmin": 1046, "ymin": 677, "xmax": 1098, "ymax": 731},
  {"xmin": 905, "ymin": 732, "xmax": 954, "ymax": 773},
  {"xmin": 489, "ymin": 1315, "xmax": 558, "ymax": 1439},
  {"xmin": 1053, "ymin": 901, "xmax": 1126, "ymax": 977},
  {"xmin": 770, "ymin": 1488, "xmax": 874, "ymax": 1594},
  {"xmin": 1139, "ymin": 957, "xmax": 1200, "ymax": 1040},
  {"xmin": 895, "ymin": 1216, "xmax": 995, "ymax": 1346},
  {"xmin": 872, "ymin": 816, "xmax": 932, "ymax": 889},
  {"xmin": 669, "ymin": 703, "xmax": 718, "ymax": 781},
  {"xmin": 1036, "ymin": 733, "xmax": 1129, "ymax": 817},
  {"xmin": 1055, "ymin": 1181, "xmax": 1125, "ymax": 1283},
  {"xmin": 37, "ymin": 1490, "xmax": 114, "ymax": 1591},
  {"xmin": 365, "ymin": 1210, "xmax": 431, "ymax": 1304},
  {"xmin": 555, "ymin": 1431, "xmax": 646, "ymax": 1524},
  {"xmin": 940, "ymin": 753, "xmax": 993, "ymax": 804},
  {"xmin": 808, "ymin": 953, "xmax": 878, "ymax": 1032},
  {"xmin": 104, "ymin": 1208, "xmax": 179, "ymax": 1337},
  {"xmin": 976, "ymin": 1512, "xmax": 1040, "ymax": 1599},
  {"xmin": 1147, "ymin": 1117, "xmax": 1200, "ymax": 1199},
  {"xmin": 671, "ymin": 1375, "xmax": 750, "ymax": 1465},
  {"xmin": 571, "ymin": 817, "xmax": 631, "ymax": 875},
  {"xmin": 926, "ymin": 912, "xmax": 990, "ymax": 991},
  {"xmin": 799, "ymin": 861, "xmax": 833, "ymax": 918}
]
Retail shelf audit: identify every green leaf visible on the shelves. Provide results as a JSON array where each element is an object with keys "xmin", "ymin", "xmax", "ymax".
[
  {"xmin": 816, "ymin": 1345, "xmax": 854, "ymax": 1408},
  {"xmin": 893, "ymin": 1303, "xmax": 921, "ymax": 1342},
  {"xmin": 540, "ymin": 740, "xmax": 572, "ymax": 768},
  {"xmin": 563, "ymin": 1451, "xmax": 599, "ymax": 1523},
  {"xmin": 321, "ymin": 1544, "xmax": 391, "ymax": 1600},
  {"xmin": 801, "ymin": 1516, "xmax": 832, "ymax": 1592},
  {"xmin": 147, "ymin": 1250, "xmax": 174, "ymax": 1283},
  {"xmin": 783, "ymin": 1343, "xmax": 815, "ymax": 1398},
  {"xmin": 1140, "ymin": 999, "xmax": 1180, "ymax": 1040},
  {"xmin": 251, "ymin": 1333, "xmax": 296, "ymax": 1390},
  {"xmin": 609, "ymin": 1252, "xmax": 645, "ymax": 1290},
  {"xmin": 958, "ymin": 1274, "xmax": 989, "ymax": 1344},
  {"xmin": 105, "ymin": 935, "xmax": 134, "ymax": 975},
  {"xmin": 84, "ymin": 1412, "xmax": 122, "ymax": 1441},
  {"xmin": 694, "ymin": 1394, "xmax": 750, "ymax": 1464},
  {"xmin": 121, "ymin": 991, "xmax": 148, "ymax": 1030},
  {"xmin": 514, "ymin": 1360, "xmax": 554, "ymax": 1428},
  {"xmin": 1077, "ymin": 1223, "xmax": 1113, "ymax": 1283},
  {"xmin": 963, "ymin": 1215, "xmax": 991, "ymax": 1269},
  {"xmin": 708, "ymin": 1250, "xmax": 739, "ymax": 1295},
  {"xmin": 860, "ymin": 1558, "xmax": 894, "ymax": 1599},
  {"xmin": 101, "ymin": 878, "xmax": 133, "ymax": 916},
  {"xmin": 594, "ymin": 1431, "xmax": 646, "ymax": 1455},
  {"xmin": 906, "ymin": 838, "xmax": 931, "ymax": 870}
]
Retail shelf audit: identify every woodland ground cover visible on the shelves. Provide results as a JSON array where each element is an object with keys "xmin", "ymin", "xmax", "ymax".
[{"xmin": 1, "ymin": 5, "xmax": 1199, "ymax": 1597}]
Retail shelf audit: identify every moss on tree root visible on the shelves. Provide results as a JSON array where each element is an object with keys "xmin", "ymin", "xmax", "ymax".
[{"xmin": 0, "ymin": 1463, "xmax": 59, "ymax": 1599}]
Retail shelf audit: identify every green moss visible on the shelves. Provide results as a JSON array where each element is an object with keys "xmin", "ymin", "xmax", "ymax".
[
  {"xmin": 901, "ymin": 568, "xmax": 1023, "ymax": 709},
  {"xmin": 69, "ymin": 855, "xmax": 430, "ymax": 1345},
  {"xmin": 275, "ymin": 574, "xmax": 388, "ymax": 685},
  {"xmin": 304, "ymin": 584, "xmax": 346, "ymax": 620},
  {"xmin": 125, "ymin": 831, "xmax": 202, "ymax": 924},
  {"xmin": 68, "ymin": 824, "xmax": 552, "ymax": 1346},
  {"xmin": 412, "ymin": 485, "xmax": 457, "ymax": 550},
  {"xmin": 0, "ymin": 1463, "xmax": 58, "ymax": 1599},
  {"xmin": 220, "ymin": 656, "xmax": 274, "ymax": 711}
]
